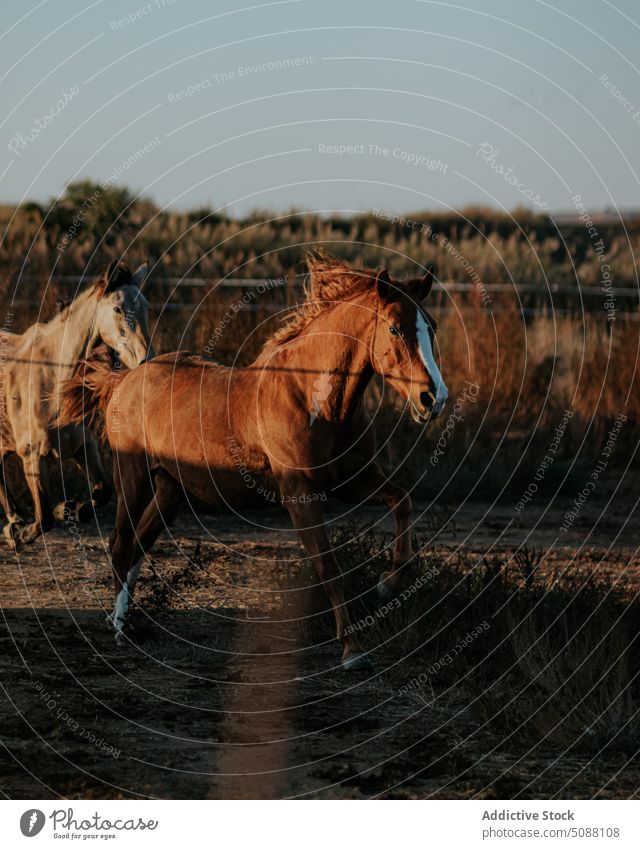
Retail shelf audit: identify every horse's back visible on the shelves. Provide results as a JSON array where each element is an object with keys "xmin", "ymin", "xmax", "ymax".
[
  {"xmin": 111, "ymin": 351, "xmax": 232, "ymax": 442},
  {"xmin": 109, "ymin": 351, "xmax": 259, "ymax": 502},
  {"xmin": 132, "ymin": 350, "xmax": 231, "ymax": 390},
  {"xmin": 10, "ymin": 323, "xmax": 44, "ymax": 354}
]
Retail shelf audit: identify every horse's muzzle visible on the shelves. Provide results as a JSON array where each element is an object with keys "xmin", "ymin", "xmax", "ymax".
[{"xmin": 412, "ymin": 390, "xmax": 447, "ymax": 423}]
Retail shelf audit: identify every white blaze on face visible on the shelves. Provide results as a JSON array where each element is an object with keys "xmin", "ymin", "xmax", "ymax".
[{"xmin": 416, "ymin": 310, "xmax": 448, "ymax": 413}]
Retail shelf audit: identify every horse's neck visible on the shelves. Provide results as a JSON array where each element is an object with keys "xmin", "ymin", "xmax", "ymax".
[
  {"xmin": 265, "ymin": 300, "xmax": 375, "ymax": 425},
  {"xmin": 38, "ymin": 290, "xmax": 100, "ymax": 382}
]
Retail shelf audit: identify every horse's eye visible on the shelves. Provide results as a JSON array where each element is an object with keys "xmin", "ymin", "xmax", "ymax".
[
  {"xmin": 114, "ymin": 306, "xmax": 123, "ymax": 314},
  {"xmin": 389, "ymin": 326, "xmax": 401, "ymax": 337}
]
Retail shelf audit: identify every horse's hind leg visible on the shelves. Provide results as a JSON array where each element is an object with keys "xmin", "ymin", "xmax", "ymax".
[
  {"xmin": 108, "ymin": 456, "xmax": 153, "ymax": 643},
  {"xmin": 71, "ymin": 432, "xmax": 112, "ymax": 522},
  {"xmin": 333, "ymin": 456, "xmax": 414, "ymax": 599},
  {"xmin": 16, "ymin": 443, "xmax": 53, "ymax": 544},
  {"xmin": 126, "ymin": 470, "xmax": 184, "ymax": 604}
]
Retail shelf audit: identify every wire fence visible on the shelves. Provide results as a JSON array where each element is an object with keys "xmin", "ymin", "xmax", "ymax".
[{"xmin": 8, "ymin": 275, "xmax": 640, "ymax": 316}]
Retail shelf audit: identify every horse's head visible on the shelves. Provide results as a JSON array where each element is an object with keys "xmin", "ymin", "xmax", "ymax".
[
  {"xmin": 370, "ymin": 267, "xmax": 448, "ymax": 423},
  {"xmin": 94, "ymin": 261, "xmax": 156, "ymax": 368}
]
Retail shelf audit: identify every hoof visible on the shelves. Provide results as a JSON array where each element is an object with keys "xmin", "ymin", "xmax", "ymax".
[
  {"xmin": 76, "ymin": 502, "xmax": 94, "ymax": 523},
  {"xmin": 53, "ymin": 500, "xmax": 76, "ymax": 521},
  {"xmin": 377, "ymin": 571, "xmax": 396, "ymax": 601},
  {"xmin": 114, "ymin": 630, "xmax": 126, "ymax": 647},
  {"xmin": 342, "ymin": 651, "xmax": 373, "ymax": 672},
  {"xmin": 106, "ymin": 612, "xmax": 125, "ymax": 630},
  {"xmin": 2, "ymin": 521, "xmax": 22, "ymax": 549},
  {"xmin": 19, "ymin": 524, "xmax": 40, "ymax": 545}
]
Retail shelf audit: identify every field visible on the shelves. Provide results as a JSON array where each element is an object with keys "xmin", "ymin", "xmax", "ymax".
[
  {"xmin": 1, "ymin": 196, "xmax": 639, "ymax": 799},
  {"xmin": 3, "ymin": 187, "xmax": 639, "ymax": 501}
]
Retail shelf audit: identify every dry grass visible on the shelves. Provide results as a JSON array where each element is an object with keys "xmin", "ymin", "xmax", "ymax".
[
  {"xmin": 314, "ymin": 526, "xmax": 640, "ymax": 757},
  {"xmin": 3, "ymin": 187, "xmax": 638, "ymax": 288}
]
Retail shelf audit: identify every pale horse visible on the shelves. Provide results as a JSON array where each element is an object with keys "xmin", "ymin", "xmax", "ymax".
[{"xmin": 0, "ymin": 261, "xmax": 155, "ymax": 545}]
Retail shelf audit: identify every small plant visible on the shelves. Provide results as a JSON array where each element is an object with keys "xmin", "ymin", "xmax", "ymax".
[
  {"xmin": 135, "ymin": 541, "xmax": 204, "ymax": 614},
  {"xmin": 514, "ymin": 545, "xmax": 544, "ymax": 587}
]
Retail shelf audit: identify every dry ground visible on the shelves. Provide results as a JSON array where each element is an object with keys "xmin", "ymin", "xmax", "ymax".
[{"xmin": 1, "ymin": 495, "xmax": 639, "ymax": 800}]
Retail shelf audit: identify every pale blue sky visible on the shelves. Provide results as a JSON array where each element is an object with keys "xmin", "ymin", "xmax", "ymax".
[{"xmin": 2, "ymin": 0, "xmax": 639, "ymax": 216}]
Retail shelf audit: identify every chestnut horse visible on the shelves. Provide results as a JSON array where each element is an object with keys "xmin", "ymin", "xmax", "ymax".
[{"xmin": 61, "ymin": 253, "xmax": 448, "ymax": 670}]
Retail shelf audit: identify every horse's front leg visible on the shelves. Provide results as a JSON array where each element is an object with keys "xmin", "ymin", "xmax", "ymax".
[
  {"xmin": 0, "ymin": 460, "xmax": 25, "ymax": 547},
  {"xmin": 279, "ymin": 473, "xmax": 371, "ymax": 671},
  {"xmin": 333, "ymin": 456, "xmax": 414, "ymax": 599},
  {"xmin": 16, "ymin": 443, "xmax": 53, "ymax": 543}
]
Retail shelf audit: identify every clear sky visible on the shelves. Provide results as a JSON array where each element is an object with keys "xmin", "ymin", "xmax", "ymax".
[{"xmin": 2, "ymin": 0, "xmax": 639, "ymax": 217}]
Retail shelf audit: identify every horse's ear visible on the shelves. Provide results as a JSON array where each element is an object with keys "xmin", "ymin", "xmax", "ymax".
[
  {"xmin": 375, "ymin": 268, "xmax": 392, "ymax": 301},
  {"xmin": 417, "ymin": 267, "xmax": 435, "ymax": 301},
  {"xmin": 102, "ymin": 261, "xmax": 132, "ymax": 293},
  {"xmin": 132, "ymin": 262, "xmax": 149, "ymax": 287}
]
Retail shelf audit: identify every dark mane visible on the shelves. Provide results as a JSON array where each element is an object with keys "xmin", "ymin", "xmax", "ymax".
[
  {"xmin": 264, "ymin": 251, "xmax": 379, "ymax": 349},
  {"xmin": 55, "ymin": 262, "xmax": 134, "ymax": 323},
  {"xmin": 92, "ymin": 260, "xmax": 133, "ymax": 295}
]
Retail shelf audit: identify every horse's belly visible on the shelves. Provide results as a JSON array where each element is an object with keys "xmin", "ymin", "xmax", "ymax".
[
  {"xmin": 174, "ymin": 464, "xmax": 282, "ymax": 510},
  {"xmin": 160, "ymin": 437, "xmax": 279, "ymax": 510}
]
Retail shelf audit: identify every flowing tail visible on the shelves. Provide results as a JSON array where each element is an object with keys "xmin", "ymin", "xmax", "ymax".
[{"xmin": 59, "ymin": 348, "xmax": 126, "ymax": 440}]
